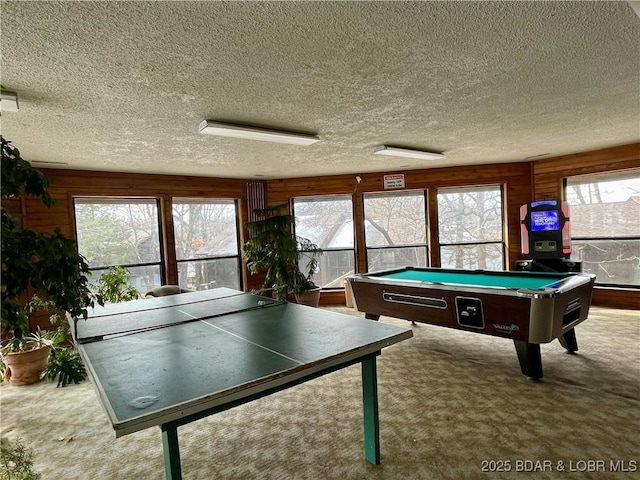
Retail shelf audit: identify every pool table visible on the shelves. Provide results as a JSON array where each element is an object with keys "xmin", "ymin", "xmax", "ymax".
[{"xmin": 345, "ymin": 267, "xmax": 596, "ymax": 379}]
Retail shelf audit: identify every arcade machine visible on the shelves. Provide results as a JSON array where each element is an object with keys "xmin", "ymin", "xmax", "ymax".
[{"xmin": 516, "ymin": 200, "xmax": 582, "ymax": 273}]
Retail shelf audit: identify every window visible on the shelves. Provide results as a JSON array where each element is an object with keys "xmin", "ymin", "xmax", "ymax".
[
  {"xmin": 74, "ymin": 198, "xmax": 163, "ymax": 294},
  {"xmin": 293, "ymin": 195, "xmax": 355, "ymax": 288},
  {"xmin": 565, "ymin": 170, "xmax": 640, "ymax": 287},
  {"xmin": 437, "ymin": 185, "xmax": 505, "ymax": 270},
  {"xmin": 363, "ymin": 190, "xmax": 428, "ymax": 271},
  {"xmin": 172, "ymin": 199, "xmax": 241, "ymax": 291}
]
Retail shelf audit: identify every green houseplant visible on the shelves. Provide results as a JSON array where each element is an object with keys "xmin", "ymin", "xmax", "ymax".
[
  {"xmin": 1, "ymin": 437, "xmax": 41, "ymax": 479},
  {"xmin": 242, "ymin": 203, "xmax": 323, "ymax": 304},
  {"xmin": 1, "ymin": 136, "xmax": 97, "ymax": 386},
  {"xmin": 91, "ymin": 266, "xmax": 140, "ymax": 304}
]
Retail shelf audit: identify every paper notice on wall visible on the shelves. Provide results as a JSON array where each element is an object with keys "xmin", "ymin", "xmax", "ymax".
[{"xmin": 383, "ymin": 174, "xmax": 405, "ymax": 189}]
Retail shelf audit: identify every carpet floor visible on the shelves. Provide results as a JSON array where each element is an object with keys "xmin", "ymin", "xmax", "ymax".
[{"xmin": 1, "ymin": 306, "xmax": 638, "ymax": 479}]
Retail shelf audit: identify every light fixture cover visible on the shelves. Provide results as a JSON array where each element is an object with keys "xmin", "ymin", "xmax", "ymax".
[
  {"xmin": 199, "ymin": 120, "xmax": 319, "ymax": 146},
  {"xmin": 374, "ymin": 145, "xmax": 444, "ymax": 160},
  {"xmin": 0, "ymin": 90, "xmax": 19, "ymax": 112}
]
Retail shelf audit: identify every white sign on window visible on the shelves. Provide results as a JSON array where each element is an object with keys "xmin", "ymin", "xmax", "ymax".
[{"xmin": 383, "ymin": 174, "xmax": 405, "ymax": 190}]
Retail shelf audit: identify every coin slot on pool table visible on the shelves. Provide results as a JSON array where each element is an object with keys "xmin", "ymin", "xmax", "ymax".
[
  {"xmin": 562, "ymin": 298, "xmax": 582, "ymax": 327},
  {"xmin": 382, "ymin": 292, "xmax": 448, "ymax": 309},
  {"xmin": 455, "ymin": 297, "xmax": 485, "ymax": 329}
]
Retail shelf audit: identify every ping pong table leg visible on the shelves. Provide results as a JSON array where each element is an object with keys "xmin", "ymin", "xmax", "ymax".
[
  {"xmin": 161, "ymin": 424, "xmax": 183, "ymax": 480},
  {"xmin": 361, "ymin": 354, "xmax": 380, "ymax": 465}
]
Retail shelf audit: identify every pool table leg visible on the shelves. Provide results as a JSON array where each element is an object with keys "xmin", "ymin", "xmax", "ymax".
[
  {"xmin": 513, "ymin": 341, "xmax": 543, "ymax": 380},
  {"xmin": 558, "ymin": 328, "xmax": 578, "ymax": 353}
]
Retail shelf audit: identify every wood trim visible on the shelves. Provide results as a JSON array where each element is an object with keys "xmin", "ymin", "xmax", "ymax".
[
  {"xmin": 246, "ymin": 181, "xmax": 266, "ymax": 222},
  {"xmin": 353, "ymin": 190, "xmax": 366, "ymax": 274},
  {"xmin": 160, "ymin": 195, "xmax": 178, "ymax": 285},
  {"xmin": 427, "ymin": 188, "xmax": 440, "ymax": 267},
  {"xmin": 592, "ymin": 287, "xmax": 640, "ymax": 310},
  {"xmin": 318, "ymin": 290, "xmax": 349, "ymax": 306},
  {"xmin": 532, "ymin": 143, "xmax": 640, "ymax": 200}
]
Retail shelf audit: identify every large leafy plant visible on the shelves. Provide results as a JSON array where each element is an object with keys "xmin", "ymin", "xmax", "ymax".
[
  {"xmin": 242, "ymin": 203, "xmax": 322, "ymax": 301},
  {"xmin": 1, "ymin": 136, "xmax": 98, "ymax": 385}
]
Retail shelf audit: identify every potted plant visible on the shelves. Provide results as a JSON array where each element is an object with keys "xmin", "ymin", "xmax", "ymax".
[
  {"xmin": 242, "ymin": 203, "xmax": 323, "ymax": 305},
  {"xmin": 1, "ymin": 296, "xmax": 56, "ymax": 386},
  {"xmin": 1, "ymin": 136, "xmax": 97, "ymax": 386}
]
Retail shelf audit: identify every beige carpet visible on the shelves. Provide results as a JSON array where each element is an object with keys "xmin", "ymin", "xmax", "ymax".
[{"xmin": 1, "ymin": 306, "xmax": 638, "ymax": 479}]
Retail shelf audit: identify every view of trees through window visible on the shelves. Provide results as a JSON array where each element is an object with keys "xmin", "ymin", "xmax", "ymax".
[
  {"xmin": 172, "ymin": 199, "xmax": 241, "ymax": 290},
  {"xmin": 437, "ymin": 186, "xmax": 504, "ymax": 270},
  {"xmin": 364, "ymin": 190, "xmax": 428, "ymax": 271},
  {"xmin": 293, "ymin": 195, "xmax": 355, "ymax": 288},
  {"xmin": 73, "ymin": 174, "xmax": 637, "ymax": 296},
  {"xmin": 566, "ymin": 170, "xmax": 640, "ymax": 286},
  {"xmin": 74, "ymin": 198, "xmax": 162, "ymax": 294}
]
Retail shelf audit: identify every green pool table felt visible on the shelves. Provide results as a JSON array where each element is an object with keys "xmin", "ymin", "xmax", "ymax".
[{"xmin": 380, "ymin": 270, "xmax": 564, "ymax": 290}]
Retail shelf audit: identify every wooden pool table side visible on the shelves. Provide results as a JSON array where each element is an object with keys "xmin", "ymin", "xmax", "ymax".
[
  {"xmin": 345, "ymin": 267, "xmax": 596, "ymax": 380},
  {"xmin": 347, "ymin": 280, "xmax": 534, "ymax": 342}
]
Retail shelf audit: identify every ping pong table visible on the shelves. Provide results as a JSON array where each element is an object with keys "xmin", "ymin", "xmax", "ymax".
[{"xmin": 70, "ymin": 288, "xmax": 413, "ymax": 479}]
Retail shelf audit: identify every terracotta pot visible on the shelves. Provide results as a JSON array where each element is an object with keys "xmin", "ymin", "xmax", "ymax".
[
  {"xmin": 295, "ymin": 287, "xmax": 321, "ymax": 307},
  {"xmin": 2, "ymin": 345, "xmax": 51, "ymax": 386}
]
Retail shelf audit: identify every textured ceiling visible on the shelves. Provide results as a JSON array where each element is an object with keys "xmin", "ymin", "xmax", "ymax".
[{"xmin": 1, "ymin": 1, "xmax": 639, "ymax": 179}]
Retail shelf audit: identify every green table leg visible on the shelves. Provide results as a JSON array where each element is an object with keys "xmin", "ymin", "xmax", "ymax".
[
  {"xmin": 361, "ymin": 354, "xmax": 380, "ymax": 464},
  {"xmin": 161, "ymin": 424, "xmax": 182, "ymax": 480}
]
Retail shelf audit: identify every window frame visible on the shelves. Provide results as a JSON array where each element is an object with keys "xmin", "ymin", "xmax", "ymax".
[
  {"xmin": 171, "ymin": 197, "xmax": 243, "ymax": 291},
  {"xmin": 564, "ymin": 170, "xmax": 640, "ymax": 288},
  {"xmin": 73, "ymin": 196, "xmax": 166, "ymax": 291},
  {"xmin": 363, "ymin": 189, "xmax": 429, "ymax": 271},
  {"xmin": 435, "ymin": 184, "xmax": 506, "ymax": 271},
  {"xmin": 292, "ymin": 194, "xmax": 356, "ymax": 290}
]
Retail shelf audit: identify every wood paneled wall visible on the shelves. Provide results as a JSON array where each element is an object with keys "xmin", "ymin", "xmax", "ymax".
[
  {"xmin": 268, "ymin": 162, "xmax": 534, "ymax": 274},
  {"xmin": 268, "ymin": 145, "xmax": 640, "ymax": 309},
  {"xmin": 12, "ymin": 169, "xmax": 248, "ymax": 330},
  {"xmin": 532, "ymin": 142, "xmax": 640, "ymax": 309},
  {"xmin": 533, "ymin": 143, "xmax": 640, "ymax": 200},
  {"xmin": 5, "ymin": 142, "xmax": 639, "ymax": 316},
  {"xmin": 47, "ymin": 168, "xmax": 248, "ymax": 284}
]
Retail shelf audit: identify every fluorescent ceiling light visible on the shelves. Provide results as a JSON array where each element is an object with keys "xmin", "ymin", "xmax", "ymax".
[
  {"xmin": 1, "ymin": 90, "xmax": 19, "ymax": 112},
  {"xmin": 199, "ymin": 120, "xmax": 320, "ymax": 146},
  {"xmin": 374, "ymin": 145, "xmax": 444, "ymax": 160}
]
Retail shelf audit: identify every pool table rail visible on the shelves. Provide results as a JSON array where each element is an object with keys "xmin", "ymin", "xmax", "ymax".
[
  {"xmin": 350, "ymin": 266, "xmax": 593, "ymax": 299},
  {"xmin": 515, "ymin": 273, "xmax": 596, "ymax": 299}
]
